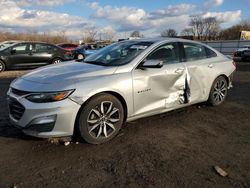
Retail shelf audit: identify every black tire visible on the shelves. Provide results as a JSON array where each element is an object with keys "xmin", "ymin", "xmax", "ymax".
[
  {"xmin": 208, "ymin": 76, "xmax": 228, "ymax": 106},
  {"xmin": 77, "ymin": 93, "xmax": 124, "ymax": 144},
  {"xmin": 0, "ymin": 60, "xmax": 6, "ymax": 72},
  {"xmin": 52, "ymin": 58, "xmax": 62, "ymax": 64}
]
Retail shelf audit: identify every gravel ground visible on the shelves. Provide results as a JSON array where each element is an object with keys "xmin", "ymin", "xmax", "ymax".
[{"xmin": 0, "ymin": 63, "xmax": 249, "ymax": 188}]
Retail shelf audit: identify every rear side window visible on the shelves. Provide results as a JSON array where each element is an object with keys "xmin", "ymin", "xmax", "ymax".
[
  {"xmin": 147, "ymin": 43, "xmax": 180, "ymax": 64},
  {"xmin": 35, "ymin": 44, "xmax": 50, "ymax": 53},
  {"xmin": 183, "ymin": 43, "xmax": 207, "ymax": 61},
  {"xmin": 205, "ymin": 47, "xmax": 217, "ymax": 58}
]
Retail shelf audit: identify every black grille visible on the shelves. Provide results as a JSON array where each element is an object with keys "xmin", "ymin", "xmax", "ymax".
[
  {"xmin": 11, "ymin": 88, "xmax": 31, "ymax": 96},
  {"xmin": 9, "ymin": 98, "xmax": 25, "ymax": 120}
]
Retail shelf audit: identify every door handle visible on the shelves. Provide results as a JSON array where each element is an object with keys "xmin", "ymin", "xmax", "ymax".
[
  {"xmin": 208, "ymin": 64, "xmax": 214, "ymax": 68},
  {"xmin": 175, "ymin": 67, "xmax": 185, "ymax": 74}
]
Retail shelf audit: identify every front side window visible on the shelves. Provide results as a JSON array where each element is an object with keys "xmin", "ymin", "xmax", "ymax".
[
  {"xmin": 147, "ymin": 43, "xmax": 180, "ymax": 64},
  {"xmin": 84, "ymin": 41, "xmax": 153, "ymax": 66},
  {"xmin": 12, "ymin": 43, "xmax": 29, "ymax": 54},
  {"xmin": 184, "ymin": 43, "xmax": 207, "ymax": 61}
]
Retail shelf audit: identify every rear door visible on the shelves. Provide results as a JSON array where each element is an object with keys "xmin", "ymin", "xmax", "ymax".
[
  {"xmin": 132, "ymin": 42, "xmax": 188, "ymax": 116},
  {"xmin": 31, "ymin": 43, "xmax": 53, "ymax": 65},
  {"xmin": 181, "ymin": 42, "xmax": 218, "ymax": 102}
]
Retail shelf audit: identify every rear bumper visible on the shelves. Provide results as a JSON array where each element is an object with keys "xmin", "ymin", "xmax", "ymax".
[{"xmin": 228, "ymin": 70, "xmax": 235, "ymax": 89}]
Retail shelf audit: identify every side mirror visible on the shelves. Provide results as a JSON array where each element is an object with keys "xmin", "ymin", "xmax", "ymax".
[
  {"xmin": 141, "ymin": 59, "xmax": 163, "ymax": 69},
  {"xmin": 10, "ymin": 49, "xmax": 16, "ymax": 54}
]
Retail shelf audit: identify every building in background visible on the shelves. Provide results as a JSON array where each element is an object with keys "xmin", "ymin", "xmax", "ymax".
[{"xmin": 240, "ymin": 31, "xmax": 250, "ymax": 40}]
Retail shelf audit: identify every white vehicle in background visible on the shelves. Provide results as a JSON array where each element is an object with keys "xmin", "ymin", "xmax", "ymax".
[{"xmin": 7, "ymin": 38, "xmax": 236, "ymax": 144}]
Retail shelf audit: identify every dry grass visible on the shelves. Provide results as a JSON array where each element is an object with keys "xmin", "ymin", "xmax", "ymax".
[{"xmin": 0, "ymin": 31, "xmax": 73, "ymax": 44}]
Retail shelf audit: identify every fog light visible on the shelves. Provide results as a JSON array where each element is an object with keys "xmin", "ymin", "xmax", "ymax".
[{"xmin": 30, "ymin": 115, "xmax": 57, "ymax": 125}]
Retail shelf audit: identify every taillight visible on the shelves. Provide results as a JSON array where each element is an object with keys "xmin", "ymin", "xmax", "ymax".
[
  {"xmin": 232, "ymin": 61, "xmax": 236, "ymax": 69},
  {"xmin": 65, "ymin": 51, "xmax": 72, "ymax": 55}
]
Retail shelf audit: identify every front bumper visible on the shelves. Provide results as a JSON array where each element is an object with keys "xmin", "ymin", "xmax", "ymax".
[{"xmin": 7, "ymin": 91, "xmax": 81, "ymax": 138}]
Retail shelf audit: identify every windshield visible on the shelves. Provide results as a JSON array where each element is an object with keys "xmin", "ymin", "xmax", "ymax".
[
  {"xmin": 84, "ymin": 40, "xmax": 153, "ymax": 66},
  {"xmin": 0, "ymin": 42, "xmax": 17, "ymax": 51}
]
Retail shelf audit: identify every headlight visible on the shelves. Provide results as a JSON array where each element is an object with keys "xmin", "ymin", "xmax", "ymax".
[{"xmin": 25, "ymin": 90, "xmax": 75, "ymax": 103}]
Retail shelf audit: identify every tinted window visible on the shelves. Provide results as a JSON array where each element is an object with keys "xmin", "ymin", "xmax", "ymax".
[
  {"xmin": 147, "ymin": 43, "xmax": 180, "ymax": 64},
  {"xmin": 184, "ymin": 43, "xmax": 207, "ymax": 61},
  {"xmin": 35, "ymin": 44, "xmax": 50, "ymax": 53},
  {"xmin": 12, "ymin": 43, "xmax": 30, "ymax": 53},
  {"xmin": 205, "ymin": 47, "xmax": 217, "ymax": 58}
]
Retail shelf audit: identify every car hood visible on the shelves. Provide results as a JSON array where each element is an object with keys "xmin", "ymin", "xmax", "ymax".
[{"xmin": 20, "ymin": 61, "xmax": 117, "ymax": 84}]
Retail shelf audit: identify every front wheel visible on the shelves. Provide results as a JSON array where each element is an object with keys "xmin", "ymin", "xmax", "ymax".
[
  {"xmin": 208, "ymin": 76, "xmax": 228, "ymax": 106},
  {"xmin": 77, "ymin": 93, "xmax": 124, "ymax": 144},
  {"xmin": 0, "ymin": 60, "xmax": 6, "ymax": 72}
]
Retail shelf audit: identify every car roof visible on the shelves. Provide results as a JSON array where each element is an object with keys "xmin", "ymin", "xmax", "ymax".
[{"xmin": 122, "ymin": 37, "xmax": 202, "ymax": 44}]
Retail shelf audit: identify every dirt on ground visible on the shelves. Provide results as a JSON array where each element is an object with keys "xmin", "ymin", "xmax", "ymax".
[{"xmin": 0, "ymin": 63, "xmax": 249, "ymax": 188}]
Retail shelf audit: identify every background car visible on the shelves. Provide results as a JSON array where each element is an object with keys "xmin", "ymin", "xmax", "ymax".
[
  {"xmin": 57, "ymin": 43, "xmax": 79, "ymax": 51},
  {"xmin": 233, "ymin": 45, "xmax": 250, "ymax": 62},
  {"xmin": 0, "ymin": 41, "xmax": 73, "ymax": 72},
  {"xmin": 72, "ymin": 43, "xmax": 108, "ymax": 60}
]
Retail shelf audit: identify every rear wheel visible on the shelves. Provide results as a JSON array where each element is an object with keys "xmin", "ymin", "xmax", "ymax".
[
  {"xmin": 0, "ymin": 60, "xmax": 6, "ymax": 72},
  {"xmin": 52, "ymin": 58, "xmax": 62, "ymax": 64},
  {"xmin": 77, "ymin": 93, "xmax": 124, "ymax": 144},
  {"xmin": 77, "ymin": 54, "xmax": 85, "ymax": 60},
  {"xmin": 208, "ymin": 76, "xmax": 228, "ymax": 106}
]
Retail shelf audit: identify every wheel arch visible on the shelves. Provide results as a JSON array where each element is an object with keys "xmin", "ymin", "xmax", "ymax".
[
  {"xmin": 219, "ymin": 74, "xmax": 230, "ymax": 86},
  {"xmin": 206, "ymin": 74, "xmax": 229, "ymax": 100},
  {"xmin": 74, "ymin": 91, "xmax": 128, "ymax": 135},
  {"xmin": 0, "ymin": 58, "xmax": 6, "ymax": 64}
]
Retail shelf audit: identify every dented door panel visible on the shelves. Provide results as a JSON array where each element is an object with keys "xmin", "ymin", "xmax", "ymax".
[
  {"xmin": 185, "ymin": 59, "xmax": 218, "ymax": 102},
  {"xmin": 132, "ymin": 63, "xmax": 188, "ymax": 116}
]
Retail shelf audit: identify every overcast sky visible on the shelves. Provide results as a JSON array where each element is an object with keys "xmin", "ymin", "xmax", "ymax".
[{"xmin": 0, "ymin": 0, "xmax": 249, "ymax": 39}]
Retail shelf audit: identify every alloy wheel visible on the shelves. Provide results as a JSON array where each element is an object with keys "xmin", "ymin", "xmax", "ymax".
[
  {"xmin": 0, "ymin": 61, "xmax": 5, "ymax": 72},
  {"xmin": 87, "ymin": 101, "xmax": 120, "ymax": 139},
  {"xmin": 53, "ymin": 59, "xmax": 62, "ymax": 64},
  {"xmin": 212, "ymin": 79, "xmax": 227, "ymax": 103},
  {"xmin": 77, "ymin": 54, "xmax": 84, "ymax": 60}
]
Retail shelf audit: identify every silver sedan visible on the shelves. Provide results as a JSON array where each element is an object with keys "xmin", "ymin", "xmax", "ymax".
[{"xmin": 7, "ymin": 38, "xmax": 236, "ymax": 144}]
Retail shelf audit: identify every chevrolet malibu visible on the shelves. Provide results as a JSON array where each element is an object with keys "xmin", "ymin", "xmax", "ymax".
[{"xmin": 7, "ymin": 38, "xmax": 236, "ymax": 144}]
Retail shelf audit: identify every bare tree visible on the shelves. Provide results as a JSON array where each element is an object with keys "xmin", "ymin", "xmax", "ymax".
[
  {"xmin": 180, "ymin": 28, "xmax": 193, "ymax": 36},
  {"xmin": 161, "ymin": 29, "xmax": 178, "ymax": 37},
  {"xmin": 83, "ymin": 27, "xmax": 98, "ymax": 43},
  {"xmin": 189, "ymin": 16, "xmax": 220, "ymax": 40},
  {"xmin": 103, "ymin": 30, "xmax": 116, "ymax": 42},
  {"xmin": 189, "ymin": 16, "xmax": 204, "ymax": 40},
  {"xmin": 203, "ymin": 17, "xmax": 220, "ymax": 40},
  {"xmin": 130, "ymin": 31, "xmax": 141, "ymax": 38}
]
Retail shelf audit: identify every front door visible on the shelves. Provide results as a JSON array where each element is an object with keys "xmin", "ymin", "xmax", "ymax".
[
  {"xmin": 8, "ymin": 43, "xmax": 32, "ymax": 67},
  {"xmin": 132, "ymin": 42, "xmax": 187, "ymax": 116}
]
